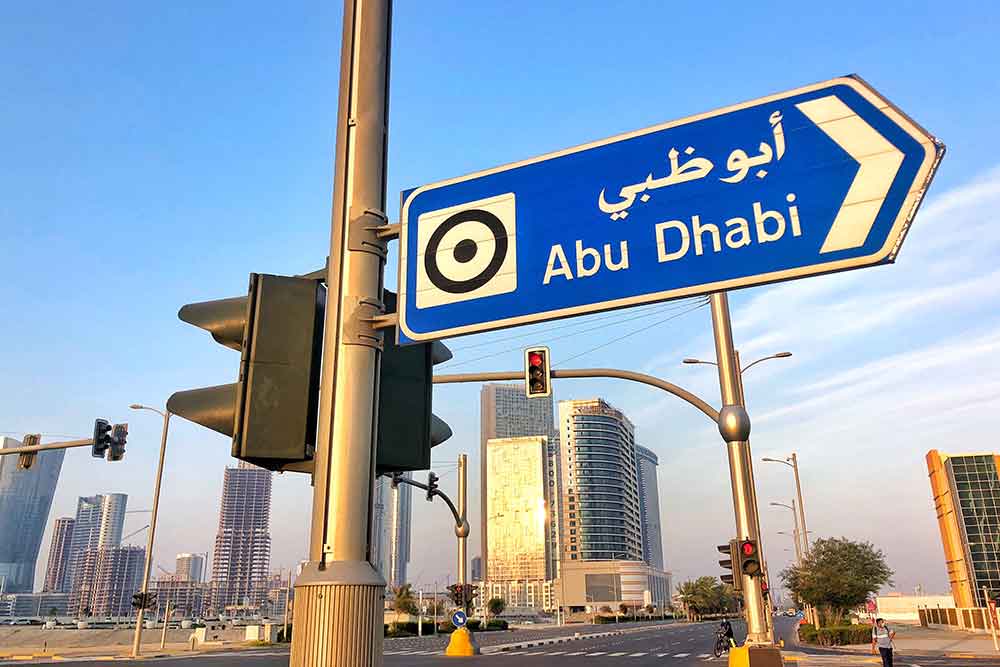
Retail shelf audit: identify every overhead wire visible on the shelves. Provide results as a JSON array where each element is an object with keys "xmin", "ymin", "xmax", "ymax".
[
  {"xmin": 441, "ymin": 297, "xmax": 706, "ymax": 369},
  {"xmin": 446, "ymin": 298, "xmax": 700, "ymax": 353},
  {"xmin": 553, "ymin": 297, "xmax": 710, "ymax": 367}
]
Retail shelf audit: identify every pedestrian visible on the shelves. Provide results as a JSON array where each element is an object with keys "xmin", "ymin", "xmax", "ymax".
[{"xmin": 871, "ymin": 617, "xmax": 895, "ymax": 667}]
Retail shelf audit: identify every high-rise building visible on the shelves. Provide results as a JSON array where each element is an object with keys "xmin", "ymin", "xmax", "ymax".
[
  {"xmin": 557, "ymin": 399, "xmax": 643, "ymax": 563},
  {"xmin": 471, "ymin": 556, "xmax": 482, "ymax": 582},
  {"xmin": 0, "ymin": 437, "xmax": 65, "ymax": 593},
  {"xmin": 153, "ymin": 578, "xmax": 208, "ymax": 619},
  {"xmin": 66, "ymin": 493, "xmax": 128, "ymax": 599},
  {"xmin": 636, "ymin": 445, "xmax": 665, "ymax": 570},
  {"xmin": 485, "ymin": 436, "xmax": 555, "ymax": 584},
  {"xmin": 42, "ymin": 518, "xmax": 76, "ymax": 592},
  {"xmin": 175, "ymin": 553, "xmax": 205, "ymax": 583},
  {"xmin": 88, "ymin": 546, "xmax": 145, "ymax": 617},
  {"xmin": 927, "ymin": 450, "xmax": 1000, "ymax": 607},
  {"xmin": 210, "ymin": 462, "xmax": 272, "ymax": 614},
  {"xmin": 480, "ymin": 384, "xmax": 557, "ymax": 576},
  {"xmin": 372, "ymin": 473, "xmax": 411, "ymax": 588}
]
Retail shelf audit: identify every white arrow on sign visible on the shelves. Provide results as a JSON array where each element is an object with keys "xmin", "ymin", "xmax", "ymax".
[{"xmin": 796, "ymin": 95, "xmax": 905, "ymax": 254}]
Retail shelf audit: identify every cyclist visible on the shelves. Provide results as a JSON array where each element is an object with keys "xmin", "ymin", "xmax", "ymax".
[{"xmin": 720, "ymin": 619, "xmax": 735, "ymax": 645}]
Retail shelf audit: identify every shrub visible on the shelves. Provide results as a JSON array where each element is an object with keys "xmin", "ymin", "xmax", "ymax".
[
  {"xmin": 485, "ymin": 619, "xmax": 508, "ymax": 631},
  {"xmin": 466, "ymin": 620, "xmax": 481, "ymax": 631},
  {"xmin": 436, "ymin": 621, "xmax": 455, "ymax": 634},
  {"xmin": 798, "ymin": 623, "xmax": 872, "ymax": 646},
  {"xmin": 595, "ymin": 615, "xmax": 616, "ymax": 624}
]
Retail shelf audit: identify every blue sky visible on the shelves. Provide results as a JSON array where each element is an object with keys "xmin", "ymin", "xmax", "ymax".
[{"xmin": 3, "ymin": 1, "xmax": 999, "ymax": 596}]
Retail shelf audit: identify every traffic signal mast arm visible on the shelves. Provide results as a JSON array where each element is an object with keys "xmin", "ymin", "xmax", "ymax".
[
  {"xmin": 389, "ymin": 472, "xmax": 466, "ymax": 534},
  {"xmin": 434, "ymin": 368, "xmax": 719, "ymax": 423},
  {"xmin": 0, "ymin": 437, "xmax": 96, "ymax": 456}
]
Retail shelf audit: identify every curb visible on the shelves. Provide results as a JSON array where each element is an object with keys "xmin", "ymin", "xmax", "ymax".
[
  {"xmin": 483, "ymin": 630, "xmax": 625, "ymax": 654},
  {"xmin": 800, "ymin": 644, "xmax": 1000, "ymax": 660}
]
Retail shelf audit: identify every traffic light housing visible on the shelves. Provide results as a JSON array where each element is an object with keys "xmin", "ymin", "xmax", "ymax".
[
  {"xmin": 17, "ymin": 434, "xmax": 40, "ymax": 470},
  {"xmin": 93, "ymin": 419, "xmax": 113, "ymax": 459},
  {"xmin": 427, "ymin": 472, "xmax": 439, "ymax": 501},
  {"xmin": 524, "ymin": 346, "xmax": 551, "ymax": 398},
  {"xmin": 739, "ymin": 539, "xmax": 762, "ymax": 577},
  {"xmin": 375, "ymin": 290, "xmax": 452, "ymax": 474},
  {"xmin": 167, "ymin": 273, "xmax": 325, "ymax": 471},
  {"xmin": 132, "ymin": 591, "xmax": 156, "ymax": 610},
  {"xmin": 108, "ymin": 424, "xmax": 128, "ymax": 462},
  {"xmin": 718, "ymin": 540, "xmax": 742, "ymax": 592}
]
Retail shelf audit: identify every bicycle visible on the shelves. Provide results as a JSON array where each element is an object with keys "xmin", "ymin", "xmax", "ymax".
[{"xmin": 713, "ymin": 631, "xmax": 735, "ymax": 658}]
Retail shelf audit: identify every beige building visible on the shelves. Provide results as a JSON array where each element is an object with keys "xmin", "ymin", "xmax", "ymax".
[
  {"xmin": 485, "ymin": 436, "xmax": 554, "ymax": 583},
  {"xmin": 558, "ymin": 559, "xmax": 670, "ymax": 613}
]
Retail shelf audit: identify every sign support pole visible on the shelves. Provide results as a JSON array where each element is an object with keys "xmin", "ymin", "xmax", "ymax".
[
  {"xmin": 709, "ymin": 292, "xmax": 770, "ymax": 646},
  {"xmin": 291, "ymin": 0, "xmax": 390, "ymax": 665}
]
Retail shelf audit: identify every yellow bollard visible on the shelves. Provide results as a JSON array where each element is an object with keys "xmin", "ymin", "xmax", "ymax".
[{"xmin": 445, "ymin": 627, "xmax": 480, "ymax": 656}]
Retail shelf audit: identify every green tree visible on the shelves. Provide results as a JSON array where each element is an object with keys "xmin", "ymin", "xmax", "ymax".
[
  {"xmin": 486, "ymin": 597, "xmax": 506, "ymax": 618},
  {"xmin": 48, "ymin": 606, "xmax": 59, "ymax": 618},
  {"xmin": 780, "ymin": 537, "xmax": 892, "ymax": 627},
  {"xmin": 390, "ymin": 584, "xmax": 417, "ymax": 626},
  {"xmin": 676, "ymin": 577, "xmax": 739, "ymax": 619}
]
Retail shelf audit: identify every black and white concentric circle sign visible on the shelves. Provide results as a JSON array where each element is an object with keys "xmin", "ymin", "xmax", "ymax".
[{"xmin": 415, "ymin": 192, "xmax": 517, "ymax": 309}]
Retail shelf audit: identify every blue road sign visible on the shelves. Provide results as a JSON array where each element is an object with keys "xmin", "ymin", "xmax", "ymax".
[
  {"xmin": 397, "ymin": 75, "xmax": 943, "ymax": 343},
  {"xmin": 451, "ymin": 610, "xmax": 467, "ymax": 628}
]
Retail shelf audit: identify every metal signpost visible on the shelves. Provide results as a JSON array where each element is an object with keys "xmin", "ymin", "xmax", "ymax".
[{"xmin": 396, "ymin": 76, "xmax": 942, "ymax": 344}]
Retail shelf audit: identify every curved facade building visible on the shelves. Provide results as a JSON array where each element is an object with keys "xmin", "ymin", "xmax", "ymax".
[
  {"xmin": 0, "ymin": 437, "xmax": 65, "ymax": 592},
  {"xmin": 558, "ymin": 400, "xmax": 643, "ymax": 562}
]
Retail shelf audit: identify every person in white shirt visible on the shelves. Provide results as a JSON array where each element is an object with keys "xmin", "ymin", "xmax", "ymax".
[{"xmin": 871, "ymin": 617, "xmax": 895, "ymax": 667}]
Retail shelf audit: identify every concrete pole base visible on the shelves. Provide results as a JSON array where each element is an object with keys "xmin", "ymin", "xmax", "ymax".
[
  {"xmin": 728, "ymin": 645, "xmax": 784, "ymax": 667},
  {"xmin": 290, "ymin": 561, "xmax": 386, "ymax": 667}
]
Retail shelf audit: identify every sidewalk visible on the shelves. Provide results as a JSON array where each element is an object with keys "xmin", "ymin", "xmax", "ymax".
[{"xmin": 819, "ymin": 621, "xmax": 1000, "ymax": 659}]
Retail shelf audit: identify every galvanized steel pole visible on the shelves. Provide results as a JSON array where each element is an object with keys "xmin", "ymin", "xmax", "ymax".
[
  {"xmin": 709, "ymin": 292, "xmax": 768, "ymax": 645},
  {"xmin": 131, "ymin": 409, "xmax": 171, "ymax": 657},
  {"xmin": 291, "ymin": 0, "xmax": 390, "ymax": 664}
]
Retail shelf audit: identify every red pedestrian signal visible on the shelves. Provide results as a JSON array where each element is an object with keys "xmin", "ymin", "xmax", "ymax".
[{"xmin": 524, "ymin": 346, "xmax": 551, "ymax": 398}]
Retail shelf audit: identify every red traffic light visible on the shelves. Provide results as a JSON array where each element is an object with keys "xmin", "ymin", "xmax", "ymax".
[
  {"xmin": 741, "ymin": 541, "xmax": 756, "ymax": 556},
  {"xmin": 524, "ymin": 347, "xmax": 551, "ymax": 398}
]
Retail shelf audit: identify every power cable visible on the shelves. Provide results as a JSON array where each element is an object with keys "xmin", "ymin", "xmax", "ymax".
[
  {"xmin": 553, "ymin": 298, "xmax": 709, "ymax": 367},
  {"xmin": 447, "ymin": 298, "xmax": 700, "ymax": 353},
  {"xmin": 442, "ymin": 298, "xmax": 704, "ymax": 369}
]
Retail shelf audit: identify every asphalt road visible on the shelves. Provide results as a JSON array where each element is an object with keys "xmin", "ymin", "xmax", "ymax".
[{"xmin": 11, "ymin": 617, "xmax": 1000, "ymax": 666}]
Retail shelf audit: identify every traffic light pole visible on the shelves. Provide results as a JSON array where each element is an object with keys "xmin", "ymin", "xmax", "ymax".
[
  {"xmin": 733, "ymin": 351, "xmax": 774, "ymax": 643},
  {"xmin": 709, "ymin": 292, "xmax": 770, "ymax": 647},
  {"xmin": 131, "ymin": 408, "xmax": 171, "ymax": 658},
  {"xmin": 291, "ymin": 0, "xmax": 391, "ymax": 662}
]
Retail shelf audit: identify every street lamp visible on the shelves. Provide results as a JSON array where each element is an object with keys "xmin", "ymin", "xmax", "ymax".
[
  {"xmin": 761, "ymin": 454, "xmax": 810, "ymax": 555},
  {"xmin": 683, "ymin": 351, "xmax": 792, "ymax": 373},
  {"xmin": 128, "ymin": 403, "xmax": 172, "ymax": 658}
]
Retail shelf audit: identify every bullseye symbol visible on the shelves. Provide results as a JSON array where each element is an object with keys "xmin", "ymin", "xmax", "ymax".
[{"xmin": 424, "ymin": 209, "xmax": 508, "ymax": 294}]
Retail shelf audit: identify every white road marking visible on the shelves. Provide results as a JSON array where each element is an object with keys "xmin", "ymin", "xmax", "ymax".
[
  {"xmin": 628, "ymin": 652, "xmax": 647, "ymax": 656},
  {"xmin": 586, "ymin": 651, "xmax": 607, "ymax": 656},
  {"xmin": 566, "ymin": 651, "xmax": 586, "ymax": 656},
  {"xmin": 674, "ymin": 653, "xmax": 691, "ymax": 658},
  {"xmin": 608, "ymin": 652, "xmax": 627, "ymax": 656}
]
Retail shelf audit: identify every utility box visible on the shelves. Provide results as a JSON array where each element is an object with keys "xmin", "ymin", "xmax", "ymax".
[{"xmin": 245, "ymin": 623, "xmax": 279, "ymax": 643}]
